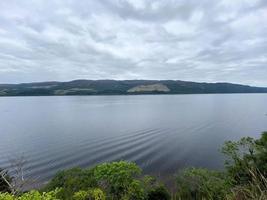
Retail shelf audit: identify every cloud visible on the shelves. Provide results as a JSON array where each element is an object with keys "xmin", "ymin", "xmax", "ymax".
[{"xmin": 0, "ymin": 0, "xmax": 266, "ymax": 86}]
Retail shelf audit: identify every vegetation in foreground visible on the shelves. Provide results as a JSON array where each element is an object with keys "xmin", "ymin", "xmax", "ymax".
[{"xmin": 0, "ymin": 132, "xmax": 266, "ymax": 200}]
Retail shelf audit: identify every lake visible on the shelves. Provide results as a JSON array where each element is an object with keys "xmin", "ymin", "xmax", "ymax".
[{"xmin": 0, "ymin": 94, "xmax": 267, "ymax": 186}]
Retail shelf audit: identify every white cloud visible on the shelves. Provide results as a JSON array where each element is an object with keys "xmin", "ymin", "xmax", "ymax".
[{"xmin": 0, "ymin": 0, "xmax": 266, "ymax": 86}]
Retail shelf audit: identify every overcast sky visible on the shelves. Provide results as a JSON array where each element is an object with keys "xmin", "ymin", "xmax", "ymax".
[{"xmin": 0, "ymin": 0, "xmax": 267, "ymax": 86}]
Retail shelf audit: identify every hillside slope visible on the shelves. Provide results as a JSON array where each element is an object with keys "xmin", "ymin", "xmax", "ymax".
[{"xmin": 0, "ymin": 80, "xmax": 267, "ymax": 96}]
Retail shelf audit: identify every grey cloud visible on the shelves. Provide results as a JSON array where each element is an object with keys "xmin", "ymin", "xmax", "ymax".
[
  {"xmin": 0, "ymin": 0, "xmax": 267, "ymax": 86},
  {"xmin": 99, "ymin": 0, "xmax": 200, "ymax": 22}
]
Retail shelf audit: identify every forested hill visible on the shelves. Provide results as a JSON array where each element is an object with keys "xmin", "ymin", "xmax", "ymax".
[{"xmin": 1, "ymin": 80, "xmax": 267, "ymax": 96}]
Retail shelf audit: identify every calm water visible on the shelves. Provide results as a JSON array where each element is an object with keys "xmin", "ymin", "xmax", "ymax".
[{"xmin": 0, "ymin": 94, "xmax": 267, "ymax": 186}]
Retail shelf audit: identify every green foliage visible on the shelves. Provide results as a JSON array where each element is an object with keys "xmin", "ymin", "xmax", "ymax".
[
  {"xmin": 253, "ymin": 132, "xmax": 267, "ymax": 174},
  {"xmin": 0, "ymin": 189, "xmax": 60, "ymax": 200},
  {"xmin": 226, "ymin": 168, "xmax": 267, "ymax": 200},
  {"xmin": 92, "ymin": 161, "xmax": 142, "ymax": 199},
  {"xmin": 73, "ymin": 191, "xmax": 88, "ymax": 200},
  {"xmin": 221, "ymin": 132, "xmax": 267, "ymax": 185},
  {"xmin": 140, "ymin": 176, "xmax": 170, "ymax": 200},
  {"xmin": 176, "ymin": 168, "xmax": 230, "ymax": 200},
  {"xmin": 44, "ymin": 167, "xmax": 97, "ymax": 200},
  {"xmin": 174, "ymin": 132, "xmax": 267, "ymax": 200},
  {"xmin": 121, "ymin": 179, "xmax": 145, "ymax": 200},
  {"xmin": 44, "ymin": 161, "xmax": 169, "ymax": 200},
  {"xmin": 147, "ymin": 185, "xmax": 170, "ymax": 200},
  {"xmin": 73, "ymin": 188, "xmax": 105, "ymax": 200}
]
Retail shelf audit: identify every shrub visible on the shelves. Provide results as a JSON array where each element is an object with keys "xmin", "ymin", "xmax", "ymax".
[
  {"xmin": 73, "ymin": 188, "xmax": 105, "ymax": 200},
  {"xmin": 140, "ymin": 176, "xmax": 170, "ymax": 200},
  {"xmin": 43, "ymin": 161, "xmax": 170, "ymax": 200},
  {"xmin": 222, "ymin": 132, "xmax": 267, "ymax": 185},
  {"xmin": 147, "ymin": 185, "xmax": 170, "ymax": 200},
  {"xmin": 0, "ymin": 189, "xmax": 60, "ymax": 200},
  {"xmin": 176, "ymin": 168, "xmax": 230, "ymax": 200},
  {"xmin": 227, "ymin": 168, "xmax": 267, "ymax": 200},
  {"xmin": 174, "ymin": 132, "xmax": 267, "ymax": 200},
  {"xmin": 44, "ymin": 167, "xmax": 97, "ymax": 199},
  {"xmin": 92, "ymin": 161, "xmax": 143, "ymax": 199}
]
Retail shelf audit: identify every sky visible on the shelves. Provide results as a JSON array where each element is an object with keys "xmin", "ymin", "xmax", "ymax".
[{"xmin": 0, "ymin": 0, "xmax": 267, "ymax": 86}]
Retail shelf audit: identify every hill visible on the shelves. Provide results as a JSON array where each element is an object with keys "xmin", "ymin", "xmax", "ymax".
[{"xmin": 0, "ymin": 80, "xmax": 267, "ymax": 96}]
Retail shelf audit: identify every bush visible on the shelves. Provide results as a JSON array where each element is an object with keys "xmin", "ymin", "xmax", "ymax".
[
  {"xmin": 140, "ymin": 176, "xmax": 170, "ymax": 200},
  {"xmin": 73, "ymin": 188, "xmax": 105, "ymax": 200},
  {"xmin": 44, "ymin": 167, "xmax": 97, "ymax": 199},
  {"xmin": 0, "ymin": 189, "xmax": 60, "ymax": 200},
  {"xmin": 222, "ymin": 132, "xmax": 267, "ymax": 185},
  {"xmin": 44, "ymin": 161, "xmax": 170, "ymax": 200},
  {"xmin": 147, "ymin": 185, "xmax": 170, "ymax": 200},
  {"xmin": 176, "ymin": 168, "xmax": 230, "ymax": 200},
  {"xmin": 174, "ymin": 132, "xmax": 267, "ymax": 200},
  {"xmin": 226, "ymin": 168, "xmax": 267, "ymax": 200},
  {"xmin": 92, "ymin": 161, "xmax": 143, "ymax": 199}
]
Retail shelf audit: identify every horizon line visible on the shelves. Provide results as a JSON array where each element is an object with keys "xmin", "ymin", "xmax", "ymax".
[{"xmin": 1, "ymin": 79, "xmax": 267, "ymax": 88}]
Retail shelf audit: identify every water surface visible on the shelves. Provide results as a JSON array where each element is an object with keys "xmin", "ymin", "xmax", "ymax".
[{"xmin": 0, "ymin": 94, "xmax": 267, "ymax": 185}]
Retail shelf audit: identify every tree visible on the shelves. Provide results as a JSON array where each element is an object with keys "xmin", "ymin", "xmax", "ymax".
[
  {"xmin": 147, "ymin": 185, "xmax": 170, "ymax": 200},
  {"xmin": 44, "ymin": 167, "xmax": 97, "ymax": 200},
  {"xmin": 0, "ymin": 189, "xmax": 60, "ymax": 200},
  {"xmin": 176, "ymin": 168, "xmax": 229, "ymax": 200},
  {"xmin": 73, "ymin": 188, "xmax": 105, "ymax": 200},
  {"xmin": 221, "ymin": 132, "xmax": 267, "ymax": 185},
  {"xmin": 92, "ymin": 161, "xmax": 143, "ymax": 199},
  {"xmin": 44, "ymin": 161, "xmax": 170, "ymax": 200}
]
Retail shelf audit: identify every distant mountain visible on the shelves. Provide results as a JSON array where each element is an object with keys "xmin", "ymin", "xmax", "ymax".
[{"xmin": 0, "ymin": 80, "xmax": 267, "ymax": 96}]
